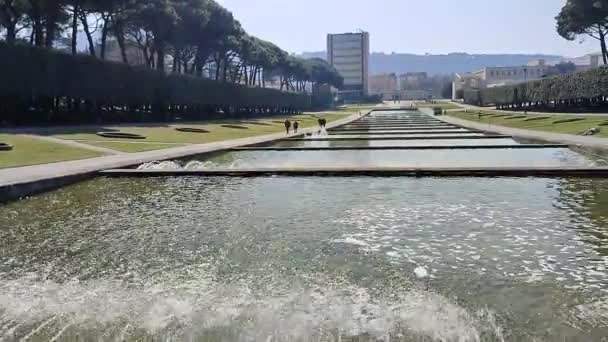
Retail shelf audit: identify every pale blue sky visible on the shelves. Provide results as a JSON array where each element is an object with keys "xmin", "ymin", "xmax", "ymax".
[{"xmin": 215, "ymin": 0, "xmax": 598, "ymax": 57}]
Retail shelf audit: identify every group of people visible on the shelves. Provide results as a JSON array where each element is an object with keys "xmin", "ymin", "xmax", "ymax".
[
  {"xmin": 283, "ymin": 119, "xmax": 299, "ymax": 134},
  {"xmin": 283, "ymin": 118, "xmax": 327, "ymax": 135}
]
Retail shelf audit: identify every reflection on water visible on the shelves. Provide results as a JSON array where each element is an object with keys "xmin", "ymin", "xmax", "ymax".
[{"xmin": 0, "ymin": 177, "xmax": 607, "ymax": 340}]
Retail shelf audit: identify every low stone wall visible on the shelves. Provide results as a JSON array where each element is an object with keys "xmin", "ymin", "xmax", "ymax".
[{"xmin": 0, "ymin": 173, "xmax": 93, "ymax": 204}]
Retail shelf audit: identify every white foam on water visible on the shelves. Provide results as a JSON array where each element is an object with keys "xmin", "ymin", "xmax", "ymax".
[
  {"xmin": 0, "ymin": 273, "xmax": 504, "ymax": 341},
  {"xmin": 138, "ymin": 159, "xmax": 250, "ymax": 170},
  {"xmin": 137, "ymin": 160, "xmax": 182, "ymax": 170},
  {"xmin": 306, "ymin": 127, "xmax": 328, "ymax": 139},
  {"xmin": 414, "ymin": 266, "xmax": 429, "ymax": 279},
  {"xmin": 332, "ymin": 237, "xmax": 369, "ymax": 247},
  {"xmin": 575, "ymin": 298, "xmax": 608, "ymax": 327}
]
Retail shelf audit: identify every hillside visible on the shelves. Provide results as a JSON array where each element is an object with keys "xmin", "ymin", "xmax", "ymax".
[{"xmin": 299, "ymin": 52, "xmax": 563, "ymax": 75}]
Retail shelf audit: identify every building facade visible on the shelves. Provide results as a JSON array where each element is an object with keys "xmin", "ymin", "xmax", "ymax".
[
  {"xmin": 327, "ymin": 31, "xmax": 370, "ymax": 101},
  {"xmin": 399, "ymin": 72, "xmax": 429, "ymax": 92},
  {"xmin": 400, "ymin": 72, "xmax": 427, "ymax": 83},
  {"xmin": 473, "ymin": 61, "xmax": 548, "ymax": 88},
  {"xmin": 453, "ymin": 56, "xmax": 604, "ymax": 100},
  {"xmin": 369, "ymin": 73, "xmax": 398, "ymax": 96}
]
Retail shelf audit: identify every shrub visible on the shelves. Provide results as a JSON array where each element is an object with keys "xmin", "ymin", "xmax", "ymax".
[{"xmin": 433, "ymin": 107, "xmax": 443, "ymax": 115}]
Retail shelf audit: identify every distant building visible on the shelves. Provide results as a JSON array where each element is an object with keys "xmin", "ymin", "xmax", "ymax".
[
  {"xmin": 452, "ymin": 56, "xmax": 603, "ymax": 100},
  {"xmin": 369, "ymin": 73, "xmax": 398, "ymax": 96},
  {"xmin": 473, "ymin": 61, "xmax": 549, "ymax": 88},
  {"xmin": 549, "ymin": 53, "xmax": 602, "ymax": 72},
  {"xmin": 400, "ymin": 72, "xmax": 427, "ymax": 83},
  {"xmin": 397, "ymin": 90, "xmax": 431, "ymax": 101},
  {"xmin": 327, "ymin": 31, "xmax": 370, "ymax": 101}
]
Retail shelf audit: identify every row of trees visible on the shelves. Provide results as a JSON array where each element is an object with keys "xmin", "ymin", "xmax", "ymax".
[
  {"xmin": 557, "ymin": 0, "xmax": 608, "ymax": 65},
  {"xmin": 0, "ymin": 42, "xmax": 311, "ymax": 125},
  {"xmin": 0, "ymin": 0, "xmax": 343, "ymax": 92}
]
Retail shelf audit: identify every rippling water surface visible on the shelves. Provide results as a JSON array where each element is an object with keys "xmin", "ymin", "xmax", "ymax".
[
  {"xmin": 1, "ymin": 177, "xmax": 608, "ymax": 341},
  {"xmin": 178, "ymin": 148, "xmax": 595, "ymax": 169}
]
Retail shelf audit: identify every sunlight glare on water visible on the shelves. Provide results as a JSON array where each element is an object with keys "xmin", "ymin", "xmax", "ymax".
[{"xmin": 0, "ymin": 177, "xmax": 607, "ymax": 340}]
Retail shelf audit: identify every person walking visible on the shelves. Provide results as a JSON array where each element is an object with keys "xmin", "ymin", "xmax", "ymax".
[
  {"xmin": 293, "ymin": 121, "xmax": 299, "ymax": 134},
  {"xmin": 284, "ymin": 119, "xmax": 292, "ymax": 134}
]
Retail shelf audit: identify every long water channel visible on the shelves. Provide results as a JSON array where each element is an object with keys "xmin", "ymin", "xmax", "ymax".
[{"xmin": 1, "ymin": 110, "xmax": 607, "ymax": 341}]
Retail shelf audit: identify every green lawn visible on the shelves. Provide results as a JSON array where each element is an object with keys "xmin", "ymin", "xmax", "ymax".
[
  {"xmin": 0, "ymin": 134, "xmax": 104, "ymax": 169},
  {"xmin": 53, "ymin": 112, "xmax": 351, "ymax": 152},
  {"xmin": 448, "ymin": 111, "xmax": 608, "ymax": 138},
  {"xmin": 416, "ymin": 102, "xmax": 462, "ymax": 110}
]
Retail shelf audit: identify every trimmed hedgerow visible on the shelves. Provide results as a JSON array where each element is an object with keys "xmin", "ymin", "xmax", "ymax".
[{"xmin": 0, "ymin": 43, "xmax": 310, "ymax": 125}]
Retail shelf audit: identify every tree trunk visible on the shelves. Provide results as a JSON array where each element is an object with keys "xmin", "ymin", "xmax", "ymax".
[
  {"xmin": 80, "ymin": 12, "xmax": 96, "ymax": 56},
  {"xmin": 100, "ymin": 14, "xmax": 110, "ymax": 60},
  {"xmin": 258, "ymin": 69, "xmax": 262, "ymax": 87},
  {"xmin": 600, "ymin": 28, "xmax": 608, "ymax": 65},
  {"xmin": 172, "ymin": 50, "xmax": 179, "ymax": 73},
  {"xmin": 222, "ymin": 57, "xmax": 229, "ymax": 82},
  {"xmin": 232, "ymin": 63, "xmax": 242, "ymax": 83},
  {"xmin": 249, "ymin": 67, "xmax": 255, "ymax": 86},
  {"xmin": 114, "ymin": 23, "xmax": 129, "ymax": 63},
  {"xmin": 45, "ymin": 9, "xmax": 59, "ymax": 48},
  {"xmin": 156, "ymin": 46, "xmax": 165, "ymax": 72},
  {"xmin": 33, "ymin": 18, "xmax": 43, "ymax": 46},
  {"xmin": 239, "ymin": 64, "xmax": 246, "ymax": 83},
  {"xmin": 215, "ymin": 55, "xmax": 221, "ymax": 80},
  {"xmin": 5, "ymin": 22, "xmax": 16, "ymax": 44},
  {"xmin": 148, "ymin": 46, "xmax": 157, "ymax": 68},
  {"xmin": 71, "ymin": 4, "xmax": 79, "ymax": 54},
  {"xmin": 142, "ymin": 48, "xmax": 150, "ymax": 68},
  {"xmin": 252, "ymin": 66, "xmax": 258, "ymax": 86},
  {"xmin": 28, "ymin": 0, "xmax": 44, "ymax": 47}
]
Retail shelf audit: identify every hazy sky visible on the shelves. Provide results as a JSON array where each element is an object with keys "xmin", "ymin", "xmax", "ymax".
[{"xmin": 215, "ymin": 0, "xmax": 598, "ymax": 57}]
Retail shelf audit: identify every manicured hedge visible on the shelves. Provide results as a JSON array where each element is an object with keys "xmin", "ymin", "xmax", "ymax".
[
  {"xmin": 463, "ymin": 66, "xmax": 608, "ymax": 108},
  {"xmin": 0, "ymin": 43, "xmax": 310, "ymax": 125}
]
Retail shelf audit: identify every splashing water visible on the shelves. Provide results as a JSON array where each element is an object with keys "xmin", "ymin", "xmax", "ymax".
[
  {"xmin": 414, "ymin": 266, "xmax": 430, "ymax": 279},
  {"xmin": 306, "ymin": 127, "xmax": 328, "ymax": 139},
  {"xmin": 137, "ymin": 160, "xmax": 250, "ymax": 170},
  {"xmin": 137, "ymin": 160, "xmax": 182, "ymax": 170},
  {"xmin": 0, "ymin": 273, "xmax": 504, "ymax": 341}
]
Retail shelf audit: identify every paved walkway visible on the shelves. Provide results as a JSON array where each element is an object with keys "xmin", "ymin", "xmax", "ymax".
[
  {"xmin": 436, "ymin": 114, "xmax": 608, "ymax": 150},
  {"xmin": 449, "ymin": 102, "xmax": 608, "ymax": 117},
  {"xmin": 0, "ymin": 112, "xmax": 363, "ymax": 189}
]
